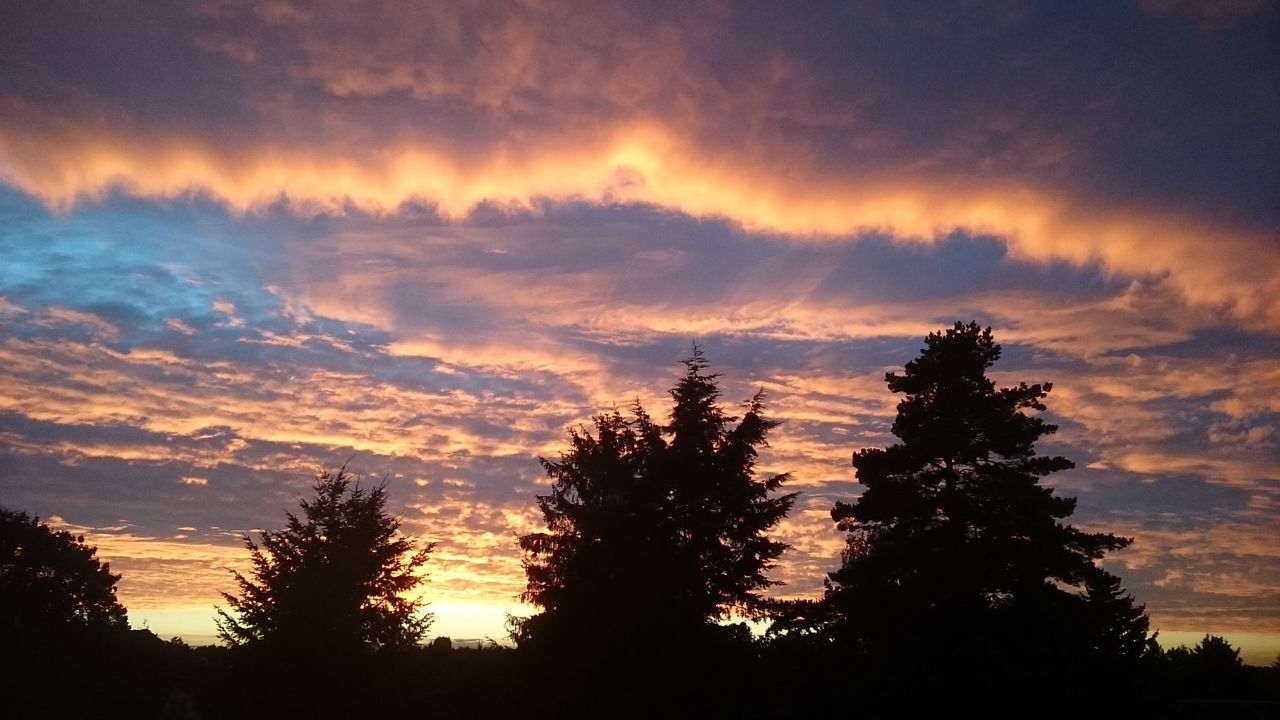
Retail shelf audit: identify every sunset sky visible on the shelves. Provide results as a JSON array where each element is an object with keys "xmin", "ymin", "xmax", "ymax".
[{"xmin": 1, "ymin": 1, "xmax": 1277, "ymax": 661}]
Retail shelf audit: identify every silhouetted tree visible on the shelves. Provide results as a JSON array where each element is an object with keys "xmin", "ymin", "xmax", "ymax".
[
  {"xmin": 1181, "ymin": 634, "xmax": 1249, "ymax": 698},
  {"xmin": 0, "ymin": 507, "xmax": 149, "ymax": 717},
  {"xmin": 1188, "ymin": 633, "xmax": 1244, "ymax": 667},
  {"xmin": 1080, "ymin": 569, "xmax": 1157, "ymax": 663},
  {"xmin": 216, "ymin": 467, "xmax": 433, "ymax": 655},
  {"xmin": 0, "ymin": 505, "xmax": 128, "ymax": 635},
  {"xmin": 821, "ymin": 323, "xmax": 1146, "ymax": 681},
  {"xmin": 517, "ymin": 349, "xmax": 796, "ymax": 654}
]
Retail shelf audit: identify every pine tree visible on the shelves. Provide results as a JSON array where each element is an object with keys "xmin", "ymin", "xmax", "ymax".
[
  {"xmin": 517, "ymin": 349, "xmax": 796, "ymax": 652},
  {"xmin": 823, "ymin": 323, "xmax": 1144, "ymax": 673},
  {"xmin": 1081, "ymin": 569, "xmax": 1157, "ymax": 663},
  {"xmin": 216, "ymin": 467, "xmax": 433, "ymax": 654}
]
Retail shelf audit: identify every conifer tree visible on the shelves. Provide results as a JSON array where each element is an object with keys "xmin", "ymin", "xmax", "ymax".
[
  {"xmin": 216, "ymin": 467, "xmax": 433, "ymax": 654},
  {"xmin": 823, "ymin": 323, "xmax": 1146, "ymax": 671},
  {"xmin": 517, "ymin": 349, "xmax": 796, "ymax": 650},
  {"xmin": 1081, "ymin": 570, "xmax": 1156, "ymax": 663}
]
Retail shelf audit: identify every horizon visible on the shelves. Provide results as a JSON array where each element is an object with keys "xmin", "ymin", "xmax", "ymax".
[
  {"xmin": 1, "ymin": 2, "xmax": 1276, "ymax": 668},
  {"xmin": 143, "ymin": 621, "xmax": 1280, "ymax": 667}
]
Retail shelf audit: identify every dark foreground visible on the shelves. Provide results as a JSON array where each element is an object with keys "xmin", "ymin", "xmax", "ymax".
[{"xmin": 4, "ymin": 629, "xmax": 1280, "ymax": 719}]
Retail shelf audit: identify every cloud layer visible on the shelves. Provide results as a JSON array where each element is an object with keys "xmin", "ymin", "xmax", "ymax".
[{"xmin": 0, "ymin": 1, "xmax": 1276, "ymax": 659}]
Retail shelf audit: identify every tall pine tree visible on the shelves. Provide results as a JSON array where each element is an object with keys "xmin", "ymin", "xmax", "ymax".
[
  {"xmin": 823, "ymin": 323, "xmax": 1149, "ymax": 680},
  {"xmin": 517, "ymin": 349, "xmax": 796, "ymax": 653}
]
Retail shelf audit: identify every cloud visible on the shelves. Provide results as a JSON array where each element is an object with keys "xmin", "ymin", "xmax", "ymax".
[
  {"xmin": 1097, "ymin": 518, "xmax": 1280, "ymax": 632},
  {"xmin": 41, "ymin": 518, "xmax": 250, "ymax": 610},
  {"xmin": 4, "ymin": 104, "xmax": 1275, "ymax": 332},
  {"xmin": 1, "ymin": 3, "xmax": 1276, "ymax": 333}
]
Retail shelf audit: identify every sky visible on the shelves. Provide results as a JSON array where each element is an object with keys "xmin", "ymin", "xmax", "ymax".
[{"xmin": 0, "ymin": 1, "xmax": 1277, "ymax": 662}]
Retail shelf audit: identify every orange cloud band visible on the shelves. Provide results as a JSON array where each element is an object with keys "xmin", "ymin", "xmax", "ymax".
[{"xmin": 1, "ymin": 101, "xmax": 1277, "ymax": 334}]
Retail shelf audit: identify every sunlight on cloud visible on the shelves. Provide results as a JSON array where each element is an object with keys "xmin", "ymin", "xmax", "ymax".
[
  {"xmin": 0, "ymin": 334, "xmax": 569, "ymax": 463},
  {"xmin": 3, "ymin": 113, "xmax": 1275, "ymax": 333},
  {"xmin": 1113, "ymin": 452, "xmax": 1280, "ymax": 490},
  {"xmin": 46, "ymin": 521, "xmax": 249, "ymax": 612},
  {"xmin": 1099, "ymin": 519, "xmax": 1280, "ymax": 633},
  {"xmin": 1, "ymin": 0, "xmax": 1277, "ymax": 336}
]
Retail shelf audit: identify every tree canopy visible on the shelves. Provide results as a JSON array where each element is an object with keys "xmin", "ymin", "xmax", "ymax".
[
  {"xmin": 0, "ymin": 506, "xmax": 129, "ymax": 636},
  {"xmin": 1162, "ymin": 634, "xmax": 1250, "ymax": 699},
  {"xmin": 822, "ymin": 322, "xmax": 1147, "ymax": 672},
  {"xmin": 216, "ymin": 467, "xmax": 434, "ymax": 655},
  {"xmin": 517, "ymin": 349, "xmax": 796, "ymax": 652}
]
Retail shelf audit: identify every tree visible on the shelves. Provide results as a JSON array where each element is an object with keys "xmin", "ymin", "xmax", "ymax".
[
  {"xmin": 0, "ymin": 505, "xmax": 128, "ymax": 635},
  {"xmin": 1159, "ymin": 634, "xmax": 1250, "ymax": 700},
  {"xmin": 517, "ymin": 349, "xmax": 796, "ymax": 652},
  {"xmin": 1080, "ymin": 570, "xmax": 1157, "ymax": 664},
  {"xmin": 216, "ymin": 467, "xmax": 433, "ymax": 654},
  {"xmin": 1183, "ymin": 634, "xmax": 1248, "ymax": 697},
  {"xmin": 822, "ymin": 322, "xmax": 1145, "ymax": 673}
]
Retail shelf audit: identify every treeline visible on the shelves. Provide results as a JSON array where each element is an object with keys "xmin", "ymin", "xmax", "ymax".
[{"xmin": 3, "ymin": 323, "xmax": 1278, "ymax": 718}]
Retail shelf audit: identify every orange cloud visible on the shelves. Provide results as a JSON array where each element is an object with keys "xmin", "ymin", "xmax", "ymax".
[
  {"xmin": 0, "ymin": 334, "xmax": 570, "ymax": 465},
  {"xmin": 1077, "ymin": 517, "xmax": 1280, "ymax": 638},
  {"xmin": 2, "ymin": 0, "xmax": 1276, "ymax": 335}
]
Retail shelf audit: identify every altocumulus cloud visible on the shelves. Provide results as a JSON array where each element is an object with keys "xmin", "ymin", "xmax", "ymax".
[{"xmin": 0, "ymin": 0, "xmax": 1277, "ymax": 660}]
